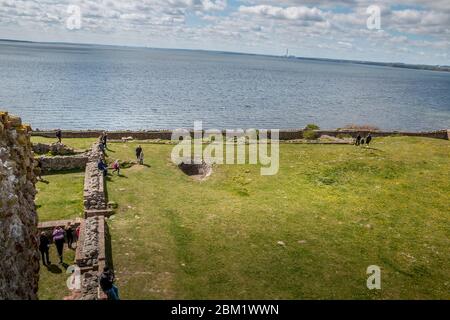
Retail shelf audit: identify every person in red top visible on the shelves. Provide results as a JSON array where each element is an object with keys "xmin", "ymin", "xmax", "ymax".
[
  {"xmin": 112, "ymin": 159, "xmax": 120, "ymax": 175},
  {"xmin": 76, "ymin": 225, "xmax": 80, "ymax": 239}
]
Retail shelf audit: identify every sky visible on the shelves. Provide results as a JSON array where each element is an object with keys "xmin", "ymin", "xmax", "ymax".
[{"xmin": 0, "ymin": 0, "xmax": 449, "ymax": 65}]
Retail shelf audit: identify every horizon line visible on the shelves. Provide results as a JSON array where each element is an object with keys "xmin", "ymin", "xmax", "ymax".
[{"xmin": 1, "ymin": 37, "xmax": 449, "ymax": 69}]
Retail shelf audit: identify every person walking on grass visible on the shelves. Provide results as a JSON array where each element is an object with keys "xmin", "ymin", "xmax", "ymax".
[
  {"xmin": 112, "ymin": 159, "xmax": 120, "ymax": 175},
  {"xmin": 56, "ymin": 129, "xmax": 62, "ymax": 143},
  {"xmin": 355, "ymin": 133, "xmax": 362, "ymax": 146},
  {"xmin": 100, "ymin": 267, "xmax": 120, "ymax": 300},
  {"xmin": 52, "ymin": 226, "xmax": 65, "ymax": 264},
  {"xmin": 66, "ymin": 224, "xmax": 74, "ymax": 249},
  {"xmin": 102, "ymin": 132, "xmax": 108, "ymax": 149},
  {"xmin": 39, "ymin": 232, "xmax": 51, "ymax": 266},
  {"xmin": 366, "ymin": 133, "xmax": 372, "ymax": 146},
  {"xmin": 135, "ymin": 145, "xmax": 142, "ymax": 162}
]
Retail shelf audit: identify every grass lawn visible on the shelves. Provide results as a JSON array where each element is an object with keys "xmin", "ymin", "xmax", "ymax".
[
  {"xmin": 36, "ymin": 171, "xmax": 85, "ymax": 222},
  {"xmin": 38, "ymin": 245, "xmax": 76, "ymax": 300},
  {"xmin": 32, "ymin": 136, "xmax": 450, "ymax": 300}
]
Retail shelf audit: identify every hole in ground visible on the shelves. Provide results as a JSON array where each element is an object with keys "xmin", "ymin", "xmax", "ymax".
[{"xmin": 178, "ymin": 159, "xmax": 212, "ymax": 180}]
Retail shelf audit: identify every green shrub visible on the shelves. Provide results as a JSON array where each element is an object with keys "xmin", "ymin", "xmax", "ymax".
[
  {"xmin": 305, "ymin": 123, "xmax": 320, "ymax": 130},
  {"xmin": 303, "ymin": 129, "xmax": 319, "ymax": 140}
]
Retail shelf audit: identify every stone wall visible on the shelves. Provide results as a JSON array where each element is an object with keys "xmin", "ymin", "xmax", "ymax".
[
  {"xmin": 314, "ymin": 129, "xmax": 449, "ymax": 140},
  {"xmin": 33, "ymin": 142, "xmax": 76, "ymax": 156},
  {"xmin": 39, "ymin": 154, "xmax": 89, "ymax": 172},
  {"xmin": 83, "ymin": 143, "xmax": 108, "ymax": 214},
  {"xmin": 0, "ymin": 112, "xmax": 39, "ymax": 300},
  {"xmin": 32, "ymin": 128, "xmax": 450, "ymax": 141},
  {"xmin": 75, "ymin": 215, "xmax": 107, "ymax": 300}
]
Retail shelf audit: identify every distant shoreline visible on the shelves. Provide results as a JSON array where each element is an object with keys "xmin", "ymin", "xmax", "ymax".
[{"xmin": 1, "ymin": 38, "xmax": 449, "ymax": 73}]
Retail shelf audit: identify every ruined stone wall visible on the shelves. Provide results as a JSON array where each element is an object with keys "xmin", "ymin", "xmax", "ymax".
[
  {"xmin": 75, "ymin": 215, "xmax": 107, "ymax": 300},
  {"xmin": 32, "ymin": 128, "xmax": 450, "ymax": 141},
  {"xmin": 40, "ymin": 154, "xmax": 88, "ymax": 172},
  {"xmin": 32, "ymin": 142, "xmax": 76, "ymax": 156},
  {"xmin": 0, "ymin": 112, "xmax": 39, "ymax": 300},
  {"xmin": 83, "ymin": 143, "xmax": 107, "ymax": 213},
  {"xmin": 314, "ymin": 129, "xmax": 449, "ymax": 140}
]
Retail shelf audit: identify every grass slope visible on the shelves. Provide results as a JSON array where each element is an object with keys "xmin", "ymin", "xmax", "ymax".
[{"xmin": 32, "ymin": 136, "xmax": 450, "ymax": 299}]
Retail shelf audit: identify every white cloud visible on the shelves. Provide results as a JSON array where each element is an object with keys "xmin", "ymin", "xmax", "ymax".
[{"xmin": 0, "ymin": 0, "xmax": 448, "ymax": 65}]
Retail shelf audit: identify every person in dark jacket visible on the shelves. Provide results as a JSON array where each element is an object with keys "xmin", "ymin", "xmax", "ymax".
[
  {"xmin": 366, "ymin": 133, "xmax": 373, "ymax": 146},
  {"xmin": 355, "ymin": 134, "xmax": 362, "ymax": 146},
  {"xmin": 135, "ymin": 145, "xmax": 143, "ymax": 162},
  {"xmin": 39, "ymin": 232, "xmax": 51, "ymax": 266},
  {"xmin": 56, "ymin": 129, "xmax": 62, "ymax": 143},
  {"xmin": 66, "ymin": 224, "xmax": 74, "ymax": 249},
  {"xmin": 99, "ymin": 267, "xmax": 120, "ymax": 300},
  {"xmin": 102, "ymin": 132, "xmax": 108, "ymax": 149},
  {"xmin": 98, "ymin": 158, "xmax": 108, "ymax": 176}
]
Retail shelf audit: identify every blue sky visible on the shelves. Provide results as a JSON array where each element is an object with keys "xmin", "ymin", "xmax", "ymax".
[{"xmin": 0, "ymin": 0, "xmax": 449, "ymax": 65}]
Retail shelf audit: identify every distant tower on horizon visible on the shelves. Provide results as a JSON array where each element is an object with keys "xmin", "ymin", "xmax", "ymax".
[{"xmin": 285, "ymin": 48, "xmax": 289, "ymax": 57}]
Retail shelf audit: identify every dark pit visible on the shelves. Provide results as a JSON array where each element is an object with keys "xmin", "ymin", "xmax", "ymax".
[{"xmin": 178, "ymin": 160, "xmax": 212, "ymax": 180}]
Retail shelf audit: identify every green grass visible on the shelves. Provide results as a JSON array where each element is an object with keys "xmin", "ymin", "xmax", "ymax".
[
  {"xmin": 38, "ymin": 245, "xmax": 76, "ymax": 300},
  {"xmin": 36, "ymin": 171, "xmax": 85, "ymax": 222},
  {"xmin": 34, "ymin": 136, "xmax": 450, "ymax": 300},
  {"xmin": 31, "ymin": 136, "xmax": 97, "ymax": 151}
]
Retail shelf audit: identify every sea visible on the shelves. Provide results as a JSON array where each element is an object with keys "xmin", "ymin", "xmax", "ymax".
[{"xmin": 1, "ymin": 40, "xmax": 449, "ymax": 131}]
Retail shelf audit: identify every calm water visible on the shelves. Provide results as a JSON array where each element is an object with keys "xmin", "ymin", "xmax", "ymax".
[{"xmin": 1, "ymin": 41, "xmax": 449, "ymax": 131}]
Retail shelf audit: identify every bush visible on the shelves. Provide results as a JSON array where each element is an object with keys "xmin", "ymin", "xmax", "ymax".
[
  {"xmin": 305, "ymin": 124, "xmax": 320, "ymax": 130},
  {"xmin": 303, "ymin": 129, "xmax": 319, "ymax": 140}
]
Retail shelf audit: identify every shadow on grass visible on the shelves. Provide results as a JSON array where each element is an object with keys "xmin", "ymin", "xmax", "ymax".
[
  {"xmin": 42, "ymin": 168, "xmax": 86, "ymax": 176},
  {"xmin": 105, "ymin": 222, "xmax": 115, "ymax": 272},
  {"xmin": 46, "ymin": 264, "xmax": 63, "ymax": 274}
]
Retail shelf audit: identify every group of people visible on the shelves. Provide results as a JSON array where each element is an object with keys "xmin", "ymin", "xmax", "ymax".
[
  {"xmin": 355, "ymin": 133, "xmax": 373, "ymax": 146},
  {"xmin": 39, "ymin": 224, "xmax": 80, "ymax": 266},
  {"xmin": 99, "ymin": 132, "xmax": 108, "ymax": 154}
]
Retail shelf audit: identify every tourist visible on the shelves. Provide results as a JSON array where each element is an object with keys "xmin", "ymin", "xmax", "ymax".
[
  {"xmin": 355, "ymin": 134, "xmax": 362, "ymax": 146},
  {"xmin": 66, "ymin": 224, "xmax": 74, "ymax": 249},
  {"xmin": 98, "ymin": 139, "xmax": 106, "ymax": 154},
  {"xmin": 56, "ymin": 129, "xmax": 62, "ymax": 143},
  {"xmin": 39, "ymin": 232, "xmax": 51, "ymax": 266},
  {"xmin": 99, "ymin": 267, "xmax": 120, "ymax": 300},
  {"xmin": 112, "ymin": 159, "xmax": 120, "ymax": 175},
  {"xmin": 98, "ymin": 158, "xmax": 108, "ymax": 176},
  {"xmin": 52, "ymin": 226, "xmax": 65, "ymax": 264},
  {"xmin": 135, "ymin": 145, "xmax": 142, "ymax": 162},
  {"xmin": 366, "ymin": 133, "xmax": 373, "ymax": 146},
  {"xmin": 139, "ymin": 150, "xmax": 144, "ymax": 165},
  {"xmin": 102, "ymin": 132, "xmax": 108, "ymax": 149},
  {"xmin": 75, "ymin": 225, "xmax": 81, "ymax": 240}
]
